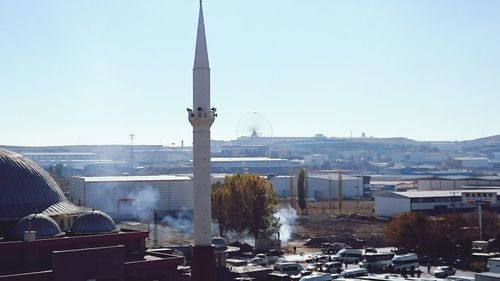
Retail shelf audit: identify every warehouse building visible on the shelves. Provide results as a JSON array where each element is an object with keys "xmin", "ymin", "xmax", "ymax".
[
  {"xmin": 211, "ymin": 157, "xmax": 298, "ymax": 174},
  {"xmin": 374, "ymin": 189, "xmax": 500, "ymax": 218},
  {"xmin": 69, "ymin": 175, "xmax": 194, "ymax": 219},
  {"xmin": 270, "ymin": 173, "xmax": 364, "ymax": 200},
  {"xmin": 417, "ymin": 176, "xmax": 500, "ymax": 191}
]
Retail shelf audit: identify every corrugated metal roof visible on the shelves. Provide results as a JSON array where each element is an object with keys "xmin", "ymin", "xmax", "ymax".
[
  {"xmin": 79, "ymin": 175, "xmax": 192, "ymax": 183},
  {"xmin": 370, "ymin": 181, "xmax": 415, "ymax": 186},
  {"xmin": 378, "ymin": 189, "xmax": 500, "ymax": 199},
  {"xmin": 308, "ymin": 173, "xmax": 360, "ymax": 180},
  {"xmin": 434, "ymin": 176, "xmax": 472, "ymax": 180},
  {"xmin": 0, "ymin": 149, "xmax": 81, "ymax": 221},
  {"xmin": 211, "ymin": 157, "xmax": 288, "ymax": 162}
]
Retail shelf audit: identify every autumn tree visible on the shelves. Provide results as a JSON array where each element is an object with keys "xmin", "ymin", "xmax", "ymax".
[
  {"xmin": 385, "ymin": 212, "xmax": 432, "ymax": 253},
  {"xmin": 211, "ymin": 174, "xmax": 280, "ymax": 241},
  {"xmin": 211, "ymin": 182, "xmax": 228, "ymax": 236},
  {"xmin": 297, "ymin": 168, "xmax": 307, "ymax": 215}
]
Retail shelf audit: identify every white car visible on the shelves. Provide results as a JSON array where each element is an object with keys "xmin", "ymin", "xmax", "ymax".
[
  {"xmin": 248, "ymin": 257, "xmax": 267, "ymax": 266},
  {"xmin": 306, "ymin": 254, "xmax": 330, "ymax": 263},
  {"xmin": 434, "ymin": 266, "xmax": 456, "ymax": 278}
]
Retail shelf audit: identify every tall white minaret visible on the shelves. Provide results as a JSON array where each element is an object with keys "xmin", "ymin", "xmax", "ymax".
[{"xmin": 188, "ymin": 1, "xmax": 216, "ymax": 281}]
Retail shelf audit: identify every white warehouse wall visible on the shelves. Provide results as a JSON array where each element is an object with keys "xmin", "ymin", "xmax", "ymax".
[
  {"xmin": 374, "ymin": 196, "xmax": 411, "ymax": 218},
  {"xmin": 69, "ymin": 176, "xmax": 193, "ymax": 219}
]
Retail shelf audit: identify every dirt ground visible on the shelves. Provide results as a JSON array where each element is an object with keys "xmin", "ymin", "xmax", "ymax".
[
  {"xmin": 120, "ymin": 199, "xmax": 389, "ymax": 253},
  {"xmin": 281, "ymin": 199, "xmax": 388, "ymax": 255}
]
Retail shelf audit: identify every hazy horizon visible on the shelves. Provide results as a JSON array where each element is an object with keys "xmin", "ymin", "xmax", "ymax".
[{"xmin": 1, "ymin": 1, "xmax": 499, "ymax": 146}]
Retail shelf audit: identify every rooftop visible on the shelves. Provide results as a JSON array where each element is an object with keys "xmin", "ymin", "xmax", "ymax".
[
  {"xmin": 78, "ymin": 175, "xmax": 192, "ymax": 183},
  {"xmin": 378, "ymin": 189, "xmax": 500, "ymax": 199}
]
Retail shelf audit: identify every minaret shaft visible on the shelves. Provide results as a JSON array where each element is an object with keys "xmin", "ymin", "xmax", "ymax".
[{"xmin": 188, "ymin": 2, "xmax": 216, "ymax": 281}]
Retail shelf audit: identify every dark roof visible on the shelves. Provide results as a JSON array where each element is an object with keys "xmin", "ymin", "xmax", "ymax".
[
  {"xmin": 8, "ymin": 213, "xmax": 64, "ymax": 240},
  {"xmin": 70, "ymin": 210, "xmax": 117, "ymax": 235},
  {"xmin": 0, "ymin": 149, "xmax": 80, "ymax": 220}
]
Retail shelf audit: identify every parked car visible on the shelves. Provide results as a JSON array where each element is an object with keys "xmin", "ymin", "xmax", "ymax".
[
  {"xmin": 291, "ymin": 270, "xmax": 312, "ymax": 281},
  {"xmin": 248, "ymin": 257, "xmax": 267, "ymax": 266},
  {"xmin": 266, "ymin": 272, "xmax": 292, "ymax": 281},
  {"xmin": 320, "ymin": 262, "xmax": 343, "ymax": 274},
  {"xmin": 434, "ymin": 266, "xmax": 456, "ymax": 278},
  {"xmin": 256, "ymin": 253, "xmax": 280, "ymax": 264},
  {"xmin": 365, "ymin": 247, "xmax": 377, "ymax": 254},
  {"xmin": 299, "ymin": 273, "xmax": 333, "ymax": 281},
  {"xmin": 306, "ymin": 254, "xmax": 330, "ymax": 263},
  {"xmin": 452, "ymin": 258, "xmax": 469, "ymax": 270},
  {"xmin": 321, "ymin": 243, "xmax": 351, "ymax": 254},
  {"xmin": 274, "ymin": 262, "xmax": 304, "ymax": 276},
  {"xmin": 341, "ymin": 268, "xmax": 369, "ymax": 279}
]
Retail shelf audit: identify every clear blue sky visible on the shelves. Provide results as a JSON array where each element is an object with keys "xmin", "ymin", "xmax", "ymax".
[{"xmin": 1, "ymin": 1, "xmax": 499, "ymax": 146}]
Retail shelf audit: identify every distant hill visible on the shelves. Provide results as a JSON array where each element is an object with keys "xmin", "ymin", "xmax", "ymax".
[{"xmin": 465, "ymin": 134, "xmax": 500, "ymax": 143}]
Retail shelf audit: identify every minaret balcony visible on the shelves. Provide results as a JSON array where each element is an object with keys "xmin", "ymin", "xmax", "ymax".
[{"xmin": 188, "ymin": 110, "xmax": 216, "ymax": 126}]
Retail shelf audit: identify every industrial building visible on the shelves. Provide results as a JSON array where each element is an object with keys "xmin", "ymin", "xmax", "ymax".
[
  {"xmin": 270, "ymin": 173, "xmax": 364, "ymax": 200},
  {"xmin": 417, "ymin": 176, "xmax": 500, "ymax": 191},
  {"xmin": 69, "ymin": 175, "xmax": 194, "ymax": 219},
  {"xmin": 374, "ymin": 189, "xmax": 500, "ymax": 218},
  {"xmin": 0, "ymin": 149, "xmax": 183, "ymax": 281},
  {"xmin": 211, "ymin": 157, "xmax": 298, "ymax": 174}
]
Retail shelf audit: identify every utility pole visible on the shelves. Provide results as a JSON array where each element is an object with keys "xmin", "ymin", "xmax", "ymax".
[
  {"xmin": 289, "ymin": 172, "xmax": 295, "ymax": 209},
  {"xmin": 356, "ymin": 185, "xmax": 359, "ymax": 213},
  {"xmin": 337, "ymin": 160, "xmax": 343, "ymax": 214},
  {"xmin": 329, "ymin": 176, "xmax": 334, "ymax": 215},
  {"xmin": 129, "ymin": 133, "xmax": 135, "ymax": 169}
]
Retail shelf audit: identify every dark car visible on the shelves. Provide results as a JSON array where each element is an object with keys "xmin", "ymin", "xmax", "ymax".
[
  {"xmin": 434, "ymin": 266, "xmax": 456, "ymax": 278},
  {"xmin": 452, "ymin": 258, "xmax": 470, "ymax": 270}
]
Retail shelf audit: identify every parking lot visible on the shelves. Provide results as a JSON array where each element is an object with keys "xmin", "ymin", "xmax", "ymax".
[{"xmin": 279, "ymin": 248, "xmax": 477, "ymax": 279}]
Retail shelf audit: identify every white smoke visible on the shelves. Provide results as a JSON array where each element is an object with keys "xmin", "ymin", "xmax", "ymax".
[
  {"xmin": 276, "ymin": 205, "xmax": 298, "ymax": 242},
  {"xmin": 161, "ymin": 210, "xmax": 193, "ymax": 234},
  {"xmin": 129, "ymin": 186, "xmax": 159, "ymax": 221}
]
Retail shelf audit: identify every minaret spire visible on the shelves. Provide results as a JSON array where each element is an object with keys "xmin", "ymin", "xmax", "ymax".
[
  {"xmin": 194, "ymin": 0, "xmax": 209, "ymax": 70},
  {"xmin": 193, "ymin": 0, "xmax": 210, "ymax": 112}
]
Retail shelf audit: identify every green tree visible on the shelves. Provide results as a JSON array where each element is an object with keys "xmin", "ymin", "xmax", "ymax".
[
  {"xmin": 211, "ymin": 174, "xmax": 280, "ymax": 240},
  {"xmin": 297, "ymin": 168, "xmax": 307, "ymax": 215}
]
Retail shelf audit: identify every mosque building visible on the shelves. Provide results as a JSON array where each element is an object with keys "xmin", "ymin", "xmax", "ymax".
[{"xmin": 0, "ymin": 149, "xmax": 183, "ymax": 281}]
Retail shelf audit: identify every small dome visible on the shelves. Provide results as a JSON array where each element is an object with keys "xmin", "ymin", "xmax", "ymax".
[
  {"xmin": 70, "ymin": 210, "xmax": 117, "ymax": 235},
  {"xmin": 9, "ymin": 214, "xmax": 64, "ymax": 240},
  {"xmin": 212, "ymin": 236, "xmax": 228, "ymax": 249}
]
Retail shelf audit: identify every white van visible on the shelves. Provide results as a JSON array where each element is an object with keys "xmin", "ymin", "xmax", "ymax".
[
  {"xmin": 274, "ymin": 262, "xmax": 304, "ymax": 276},
  {"xmin": 340, "ymin": 268, "xmax": 368, "ymax": 278},
  {"xmin": 390, "ymin": 253, "xmax": 419, "ymax": 271},
  {"xmin": 299, "ymin": 273, "xmax": 333, "ymax": 281},
  {"xmin": 333, "ymin": 249, "xmax": 363, "ymax": 264}
]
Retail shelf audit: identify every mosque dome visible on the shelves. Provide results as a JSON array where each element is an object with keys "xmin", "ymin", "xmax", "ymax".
[
  {"xmin": 9, "ymin": 213, "xmax": 64, "ymax": 240},
  {"xmin": 70, "ymin": 210, "xmax": 118, "ymax": 235},
  {"xmin": 0, "ymin": 149, "xmax": 80, "ymax": 220}
]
